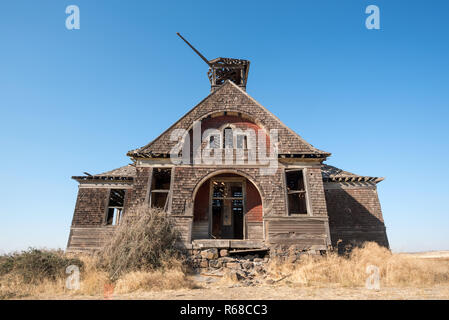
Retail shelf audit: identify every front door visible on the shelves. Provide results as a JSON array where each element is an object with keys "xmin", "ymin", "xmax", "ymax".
[{"xmin": 210, "ymin": 179, "xmax": 245, "ymax": 239}]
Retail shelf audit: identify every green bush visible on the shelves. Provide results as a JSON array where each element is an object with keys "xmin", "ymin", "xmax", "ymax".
[{"xmin": 0, "ymin": 248, "xmax": 83, "ymax": 284}]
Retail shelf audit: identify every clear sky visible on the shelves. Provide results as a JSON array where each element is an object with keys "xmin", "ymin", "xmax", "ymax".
[{"xmin": 0, "ymin": 0, "xmax": 448, "ymax": 253}]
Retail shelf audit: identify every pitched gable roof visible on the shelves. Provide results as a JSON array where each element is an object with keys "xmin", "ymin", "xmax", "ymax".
[
  {"xmin": 127, "ymin": 81, "xmax": 330, "ymax": 158},
  {"xmin": 94, "ymin": 165, "xmax": 136, "ymax": 177}
]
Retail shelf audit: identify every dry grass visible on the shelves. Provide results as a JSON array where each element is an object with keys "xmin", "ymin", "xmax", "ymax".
[
  {"xmin": 2, "ymin": 242, "xmax": 448, "ymax": 299},
  {"xmin": 267, "ymin": 242, "xmax": 449, "ymax": 288},
  {"xmin": 76, "ymin": 255, "xmax": 109, "ymax": 296},
  {"xmin": 115, "ymin": 269, "xmax": 194, "ymax": 293}
]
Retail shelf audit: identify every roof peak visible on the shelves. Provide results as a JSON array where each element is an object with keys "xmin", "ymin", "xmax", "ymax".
[
  {"xmin": 127, "ymin": 81, "xmax": 331, "ymax": 158},
  {"xmin": 177, "ymin": 33, "xmax": 250, "ymax": 91}
]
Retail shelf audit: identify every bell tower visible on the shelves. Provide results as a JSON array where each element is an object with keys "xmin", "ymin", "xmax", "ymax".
[{"xmin": 177, "ymin": 33, "xmax": 250, "ymax": 91}]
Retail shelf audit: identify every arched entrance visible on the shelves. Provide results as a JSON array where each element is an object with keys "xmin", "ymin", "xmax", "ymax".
[{"xmin": 192, "ymin": 173, "xmax": 263, "ymax": 240}]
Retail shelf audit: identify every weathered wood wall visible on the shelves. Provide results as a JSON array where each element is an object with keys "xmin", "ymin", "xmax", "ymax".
[
  {"xmin": 324, "ymin": 181, "xmax": 389, "ymax": 250},
  {"xmin": 265, "ymin": 217, "xmax": 330, "ymax": 250},
  {"xmin": 67, "ymin": 227, "xmax": 116, "ymax": 252}
]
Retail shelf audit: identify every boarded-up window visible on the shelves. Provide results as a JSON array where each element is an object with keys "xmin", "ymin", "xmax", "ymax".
[
  {"xmin": 150, "ymin": 168, "xmax": 172, "ymax": 209},
  {"xmin": 285, "ymin": 170, "xmax": 308, "ymax": 214},
  {"xmin": 106, "ymin": 189, "xmax": 126, "ymax": 225}
]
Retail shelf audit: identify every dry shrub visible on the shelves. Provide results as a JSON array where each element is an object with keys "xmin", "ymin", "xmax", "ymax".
[
  {"xmin": 267, "ymin": 242, "xmax": 449, "ymax": 288},
  {"xmin": 0, "ymin": 249, "xmax": 85, "ymax": 299},
  {"xmin": 97, "ymin": 206, "xmax": 182, "ymax": 281},
  {"xmin": 0, "ymin": 248, "xmax": 83, "ymax": 284}
]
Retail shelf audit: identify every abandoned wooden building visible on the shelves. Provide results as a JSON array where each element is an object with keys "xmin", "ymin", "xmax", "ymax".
[{"xmin": 67, "ymin": 36, "xmax": 389, "ymax": 254}]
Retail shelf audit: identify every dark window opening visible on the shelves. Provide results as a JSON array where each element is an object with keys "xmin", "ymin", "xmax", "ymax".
[
  {"xmin": 231, "ymin": 185, "xmax": 243, "ymax": 197},
  {"xmin": 151, "ymin": 192, "xmax": 168, "ymax": 209},
  {"xmin": 213, "ymin": 181, "xmax": 225, "ymax": 198},
  {"xmin": 150, "ymin": 168, "xmax": 172, "ymax": 209},
  {"xmin": 286, "ymin": 170, "xmax": 305, "ymax": 191},
  {"xmin": 285, "ymin": 170, "xmax": 308, "ymax": 214},
  {"xmin": 152, "ymin": 168, "xmax": 171, "ymax": 190},
  {"xmin": 106, "ymin": 189, "xmax": 126, "ymax": 225},
  {"xmin": 211, "ymin": 199, "xmax": 223, "ymax": 238}
]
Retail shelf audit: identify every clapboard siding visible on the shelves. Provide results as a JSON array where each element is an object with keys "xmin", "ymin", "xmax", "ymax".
[
  {"xmin": 192, "ymin": 221, "xmax": 209, "ymax": 240},
  {"xmin": 266, "ymin": 218, "xmax": 328, "ymax": 247},
  {"xmin": 67, "ymin": 227, "xmax": 116, "ymax": 252},
  {"xmin": 246, "ymin": 221, "xmax": 263, "ymax": 239}
]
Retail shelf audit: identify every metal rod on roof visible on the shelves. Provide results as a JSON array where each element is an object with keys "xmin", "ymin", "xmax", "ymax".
[{"xmin": 176, "ymin": 32, "xmax": 211, "ymax": 66}]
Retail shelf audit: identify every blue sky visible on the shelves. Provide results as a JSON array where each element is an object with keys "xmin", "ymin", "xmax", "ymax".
[{"xmin": 0, "ymin": 0, "xmax": 448, "ymax": 253}]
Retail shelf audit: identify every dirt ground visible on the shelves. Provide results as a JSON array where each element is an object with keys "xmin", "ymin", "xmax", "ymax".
[{"xmin": 30, "ymin": 281, "xmax": 449, "ymax": 300}]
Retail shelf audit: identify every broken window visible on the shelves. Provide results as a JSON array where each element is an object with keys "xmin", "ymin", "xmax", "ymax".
[
  {"xmin": 106, "ymin": 189, "xmax": 126, "ymax": 225},
  {"xmin": 285, "ymin": 170, "xmax": 308, "ymax": 214},
  {"xmin": 150, "ymin": 168, "xmax": 172, "ymax": 209}
]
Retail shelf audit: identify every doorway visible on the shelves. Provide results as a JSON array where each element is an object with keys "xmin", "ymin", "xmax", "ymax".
[{"xmin": 210, "ymin": 178, "xmax": 245, "ymax": 239}]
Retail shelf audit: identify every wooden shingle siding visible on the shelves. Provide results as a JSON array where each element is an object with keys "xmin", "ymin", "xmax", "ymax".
[
  {"xmin": 71, "ymin": 188, "xmax": 109, "ymax": 226},
  {"xmin": 171, "ymin": 216, "xmax": 192, "ymax": 244},
  {"xmin": 123, "ymin": 167, "xmax": 152, "ymax": 215}
]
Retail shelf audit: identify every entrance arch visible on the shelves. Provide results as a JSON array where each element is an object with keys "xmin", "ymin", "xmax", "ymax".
[{"xmin": 192, "ymin": 173, "xmax": 263, "ymax": 240}]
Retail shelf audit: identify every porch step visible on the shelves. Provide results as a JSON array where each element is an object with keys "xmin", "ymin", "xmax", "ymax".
[
  {"xmin": 191, "ymin": 239, "xmax": 265, "ymax": 250},
  {"xmin": 228, "ymin": 248, "xmax": 269, "ymax": 255}
]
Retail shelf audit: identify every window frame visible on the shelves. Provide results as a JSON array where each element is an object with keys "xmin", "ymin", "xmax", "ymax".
[
  {"xmin": 147, "ymin": 167, "xmax": 173, "ymax": 211},
  {"xmin": 216, "ymin": 123, "xmax": 249, "ymax": 150},
  {"xmin": 105, "ymin": 188, "xmax": 127, "ymax": 226},
  {"xmin": 284, "ymin": 168, "xmax": 311, "ymax": 216}
]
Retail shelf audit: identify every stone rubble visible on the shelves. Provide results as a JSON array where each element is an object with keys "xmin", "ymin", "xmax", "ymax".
[{"xmin": 186, "ymin": 245, "xmax": 323, "ymax": 285}]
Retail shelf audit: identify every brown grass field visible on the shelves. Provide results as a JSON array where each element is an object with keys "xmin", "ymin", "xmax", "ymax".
[{"xmin": 2, "ymin": 243, "xmax": 449, "ymax": 300}]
